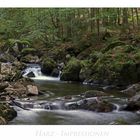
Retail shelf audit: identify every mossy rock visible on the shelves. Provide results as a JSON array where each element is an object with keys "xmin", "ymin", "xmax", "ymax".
[
  {"xmin": 41, "ymin": 57, "xmax": 57, "ymax": 75},
  {"xmin": 61, "ymin": 58, "xmax": 82, "ymax": 81},
  {"xmin": 0, "ymin": 103, "xmax": 17, "ymax": 123},
  {"xmin": 21, "ymin": 48, "xmax": 37, "ymax": 56},
  {"xmin": 89, "ymin": 45, "xmax": 140, "ymax": 86}
]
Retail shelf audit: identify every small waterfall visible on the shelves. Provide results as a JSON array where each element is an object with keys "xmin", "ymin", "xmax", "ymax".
[
  {"xmin": 23, "ymin": 65, "xmax": 42, "ymax": 77},
  {"xmin": 113, "ymin": 103, "xmax": 120, "ymax": 112},
  {"xmin": 22, "ymin": 64, "xmax": 60, "ymax": 81}
]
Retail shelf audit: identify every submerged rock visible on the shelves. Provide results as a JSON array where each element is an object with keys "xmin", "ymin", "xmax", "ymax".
[
  {"xmin": 82, "ymin": 90, "xmax": 107, "ymax": 98},
  {"xmin": 26, "ymin": 72, "xmax": 35, "ymax": 78},
  {"xmin": 65, "ymin": 102, "xmax": 79, "ymax": 110},
  {"xmin": 86, "ymin": 100, "xmax": 116, "ymax": 112}
]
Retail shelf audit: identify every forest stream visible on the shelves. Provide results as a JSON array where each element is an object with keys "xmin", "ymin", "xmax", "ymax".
[{"xmin": 8, "ymin": 64, "xmax": 140, "ymax": 125}]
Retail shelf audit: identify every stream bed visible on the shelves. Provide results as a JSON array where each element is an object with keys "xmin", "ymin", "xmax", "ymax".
[{"xmin": 9, "ymin": 64, "xmax": 140, "ymax": 125}]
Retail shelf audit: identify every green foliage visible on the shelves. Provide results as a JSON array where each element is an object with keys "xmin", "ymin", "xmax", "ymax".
[
  {"xmin": 21, "ymin": 48, "xmax": 37, "ymax": 55},
  {"xmin": 90, "ymin": 51, "xmax": 103, "ymax": 62},
  {"xmin": 102, "ymin": 41, "xmax": 126, "ymax": 53},
  {"xmin": 61, "ymin": 57, "xmax": 82, "ymax": 81},
  {"xmin": 91, "ymin": 45, "xmax": 140, "ymax": 85},
  {"xmin": 41, "ymin": 57, "xmax": 57, "ymax": 75}
]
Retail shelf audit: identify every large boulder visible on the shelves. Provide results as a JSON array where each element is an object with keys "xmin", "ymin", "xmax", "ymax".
[
  {"xmin": 26, "ymin": 85, "xmax": 39, "ymax": 96},
  {"xmin": 60, "ymin": 58, "xmax": 82, "ymax": 81},
  {"xmin": 5, "ymin": 82, "xmax": 27, "ymax": 97},
  {"xmin": 4, "ymin": 79, "xmax": 36, "ymax": 97},
  {"xmin": 41, "ymin": 57, "xmax": 57, "ymax": 75}
]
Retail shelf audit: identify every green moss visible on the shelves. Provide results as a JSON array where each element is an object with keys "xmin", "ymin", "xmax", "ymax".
[
  {"xmin": 21, "ymin": 48, "xmax": 37, "ymax": 55},
  {"xmin": 61, "ymin": 57, "xmax": 82, "ymax": 81},
  {"xmin": 48, "ymin": 47, "xmax": 66, "ymax": 61},
  {"xmin": 41, "ymin": 57, "xmax": 57, "ymax": 75},
  {"xmin": 89, "ymin": 51, "xmax": 103, "ymax": 62},
  {"xmin": 6, "ymin": 39, "xmax": 30, "ymax": 48},
  {"xmin": 90, "ymin": 45, "xmax": 140, "ymax": 85}
]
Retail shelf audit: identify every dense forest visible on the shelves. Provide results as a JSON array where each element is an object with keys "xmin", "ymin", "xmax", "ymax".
[
  {"xmin": 1, "ymin": 8, "xmax": 140, "ymax": 125},
  {"xmin": 0, "ymin": 8, "xmax": 140, "ymax": 45}
]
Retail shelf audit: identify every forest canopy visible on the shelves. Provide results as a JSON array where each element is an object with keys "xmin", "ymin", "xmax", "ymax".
[{"xmin": 0, "ymin": 8, "xmax": 139, "ymax": 47}]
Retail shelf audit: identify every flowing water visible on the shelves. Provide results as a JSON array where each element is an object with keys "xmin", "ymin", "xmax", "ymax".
[{"xmin": 9, "ymin": 64, "xmax": 140, "ymax": 125}]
